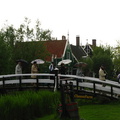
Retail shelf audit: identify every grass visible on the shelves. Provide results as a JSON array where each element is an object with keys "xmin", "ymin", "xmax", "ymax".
[
  {"xmin": 1, "ymin": 90, "xmax": 120, "ymax": 120},
  {"xmin": 0, "ymin": 90, "xmax": 60, "ymax": 120},
  {"xmin": 35, "ymin": 99, "xmax": 120, "ymax": 120},
  {"xmin": 80, "ymin": 104, "xmax": 120, "ymax": 120}
]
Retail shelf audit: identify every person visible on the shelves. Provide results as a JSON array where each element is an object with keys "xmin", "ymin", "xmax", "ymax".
[
  {"xmin": 59, "ymin": 63, "xmax": 66, "ymax": 74},
  {"xmin": 49, "ymin": 62, "xmax": 55, "ymax": 80},
  {"xmin": 76, "ymin": 67, "xmax": 83, "ymax": 76},
  {"xmin": 31, "ymin": 61, "xmax": 38, "ymax": 79},
  {"xmin": 99, "ymin": 65, "xmax": 106, "ymax": 87},
  {"xmin": 49, "ymin": 62, "xmax": 54, "ymax": 73},
  {"xmin": 59, "ymin": 63, "xmax": 67, "ymax": 81},
  {"xmin": 15, "ymin": 61, "xmax": 22, "ymax": 74},
  {"xmin": 117, "ymin": 73, "xmax": 120, "ymax": 83}
]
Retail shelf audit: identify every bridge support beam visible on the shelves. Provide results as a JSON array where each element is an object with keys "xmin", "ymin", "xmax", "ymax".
[
  {"xmin": 93, "ymin": 82, "xmax": 96, "ymax": 94},
  {"xmin": 111, "ymin": 86, "xmax": 113, "ymax": 97}
]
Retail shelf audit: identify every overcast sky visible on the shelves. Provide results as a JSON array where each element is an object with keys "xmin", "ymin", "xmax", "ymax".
[{"xmin": 0, "ymin": 0, "xmax": 120, "ymax": 47}]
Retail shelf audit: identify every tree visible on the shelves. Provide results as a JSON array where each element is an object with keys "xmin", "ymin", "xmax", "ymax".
[
  {"xmin": 35, "ymin": 19, "xmax": 51, "ymax": 41},
  {"xmin": 112, "ymin": 41, "xmax": 120, "ymax": 75},
  {"xmin": 0, "ymin": 25, "xmax": 17, "ymax": 74},
  {"xmin": 80, "ymin": 57, "xmax": 93, "ymax": 76},
  {"xmin": 0, "ymin": 17, "xmax": 52, "ymax": 74},
  {"xmin": 14, "ymin": 18, "xmax": 52, "ymax": 73},
  {"xmin": 16, "ymin": 17, "xmax": 34, "ymax": 42},
  {"xmin": 92, "ymin": 45, "xmax": 114, "ymax": 79},
  {"xmin": 0, "ymin": 32, "xmax": 11, "ymax": 74}
]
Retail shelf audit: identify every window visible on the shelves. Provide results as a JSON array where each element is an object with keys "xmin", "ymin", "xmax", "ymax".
[{"xmin": 67, "ymin": 52, "xmax": 70, "ymax": 59}]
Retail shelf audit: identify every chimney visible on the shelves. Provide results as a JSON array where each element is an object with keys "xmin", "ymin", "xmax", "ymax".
[
  {"xmin": 76, "ymin": 36, "xmax": 80, "ymax": 46},
  {"xmin": 62, "ymin": 35, "xmax": 66, "ymax": 40},
  {"xmin": 92, "ymin": 39, "xmax": 96, "ymax": 46}
]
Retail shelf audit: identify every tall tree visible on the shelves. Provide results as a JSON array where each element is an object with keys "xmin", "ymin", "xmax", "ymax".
[
  {"xmin": 0, "ymin": 17, "xmax": 52, "ymax": 74},
  {"xmin": 0, "ymin": 31, "xmax": 12, "ymax": 74},
  {"xmin": 35, "ymin": 19, "xmax": 51, "ymax": 41},
  {"xmin": 112, "ymin": 40, "xmax": 120, "ymax": 75},
  {"xmin": 92, "ymin": 45, "xmax": 114, "ymax": 79},
  {"xmin": 0, "ymin": 25, "xmax": 17, "ymax": 74}
]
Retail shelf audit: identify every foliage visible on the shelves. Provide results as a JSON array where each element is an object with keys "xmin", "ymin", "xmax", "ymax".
[
  {"xmin": 80, "ymin": 57, "xmax": 93, "ymax": 76},
  {"xmin": 35, "ymin": 98, "xmax": 120, "ymax": 120},
  {"xmin": 92, "ymin": 45, "xmax": 114, "ymax": 79},
  {"xmin": 0, "ymin": 25, "xmax": 16, "ymax": 74},
  {"xmin": 0, "ymin": 32, "xmax": 10, "ymax": 74},
  {"xmin": 0, "ymin": 90, "xmax": 60, "ymax": 120},
  {"xmin": 112, "ymin": 41, "xmax": 120, "ymax": 75},
  {"xmin": 0, "ymin": 17, "xmax": 52, "ymax": 74},
  {"xmin": 35, "ymin": 19, "xmax": 52, "ymax": 41}
]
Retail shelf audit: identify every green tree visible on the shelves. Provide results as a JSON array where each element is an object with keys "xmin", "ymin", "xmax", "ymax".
[
  {"xmin": 92, "ymin": 45, "xmax": 114, "ymax": 79},
  {"xmin": 0, "ymin": 25, "xmax": 17, "ymax": 74},
  {"xmin": 112, "ymin": 40, "xmax": 120, "ymax": 77},
  {"xmin": 14, "ymin": 18, "xmax": 51, "ymax": 73},
  {"xmin": 0, "ymin": 32, "xmax": 11, "ymax": 74},
  {"xmin": 35, "ymin": 19, "xmax": 51, "ymax": 41},
  {"xmin": 16, "ymin": 17, "xmax": 34, "ymax": 42},
  {"xmin": 80, "ymin": 57, "xmax": 93, "ymax": 76},
  {"xmin": 0, "ymin": 17, "xmax": 52, "ymax": 74}
]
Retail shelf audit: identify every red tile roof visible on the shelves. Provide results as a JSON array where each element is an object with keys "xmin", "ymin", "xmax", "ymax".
[{"xmin": 44, "ymin": 40, "xmax": 67, "ymax": 61}]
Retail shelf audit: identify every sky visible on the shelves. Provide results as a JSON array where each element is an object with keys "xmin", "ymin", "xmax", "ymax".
[{"xmin": 0, "ymin": 0, "xmax": 120, "ymax": 47}]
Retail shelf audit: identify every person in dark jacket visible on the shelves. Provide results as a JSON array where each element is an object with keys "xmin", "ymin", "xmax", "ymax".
[
  {"xmin": 59, "ymin": 63, "xmax": 66, "ymax": 74},
  {"xmin": 49, "ymin": 62, "xmax": 55, "ymax": 80}
]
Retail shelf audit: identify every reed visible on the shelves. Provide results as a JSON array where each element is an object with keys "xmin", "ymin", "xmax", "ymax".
[{"xmin": 0, "ymin": 90, "xmax": 60, "ymax": 120}]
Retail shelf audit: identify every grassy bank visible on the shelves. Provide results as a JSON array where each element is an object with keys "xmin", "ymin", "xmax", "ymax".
[
  {"xmin": 0, "ymin": 90, "xmax": 60, "ymax": 120},
  {"xmin": 36, "ymin": 96, "xmax": 120, "ymax": 120},
  {"xmin": 0, "ymin": 90, "xmax": 120, "ymax": 120},
  {"xmin": 80, "ymin": 103, "xmax": 120, "ymax": 120},
  {"xmin": 36, "ymin": 103, "xmax": 120, "ymax": 120}
]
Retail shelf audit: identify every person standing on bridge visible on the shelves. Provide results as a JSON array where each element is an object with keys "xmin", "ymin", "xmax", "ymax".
[
  {"xmin": 59, "ymin": 63, "xmax": 67, "ymax": 75},
  {"xmin": 15, "ymin": 61, "xmax": 22, "ymax": 74},
  {"xmin": 117, "ymin": 73, "xmax": 120, "ymax": 83},
  {"xmin": 49, "ymin": 62, "xmax": 55, "ymax": 80},
  {"xmin": 99, "ymin": 65, "xmax": 106, "ymax": 87},
  {"xmin": 31, "ymin": 61, "xmax": 38, "ymax": 79}
]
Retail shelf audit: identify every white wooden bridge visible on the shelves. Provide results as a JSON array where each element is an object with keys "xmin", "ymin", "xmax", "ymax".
[{"xmin": 0, "ymin": 73, "xmax": 120, "ymax": 99}]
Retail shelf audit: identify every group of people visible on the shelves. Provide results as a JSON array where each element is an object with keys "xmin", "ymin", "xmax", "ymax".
[
  {"xmin": 15, "ymin": 61, "xmax": 39, "ymax": 78},
  {"xmin": 15, "ymin": 61, "xmax": 67, "ymax": 79},
  {"xmin": 16, "ymin": 61, "xmax": 120, "ymax": 86},
  {"xmin": 49, "ymin": 62, "xmax": 67, "ymax": 74}
]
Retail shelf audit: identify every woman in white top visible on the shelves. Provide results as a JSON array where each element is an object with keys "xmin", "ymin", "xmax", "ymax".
[{"xmin": 15, "ymin": 62, "xmax": 22, "ymax": 74}]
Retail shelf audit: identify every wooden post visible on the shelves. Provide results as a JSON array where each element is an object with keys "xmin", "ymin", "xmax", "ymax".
[
  {"xmin": 54, "ymin": 68, "xmax": 59, "ymax": 91},
  {"xmin": 69, "ymin": 82, "xmax": 75, "ymax": 102},
  {"xmin": 76, "ymin": 79, "xmax": 79, "ymax": 92},
  {"xmin": 111, "ymin": 86, "xmax": 113, "ymax": 97},
  {"xmin": 2, "ymin": 77, "xmax": 6, "ymax": 93},
  {"xmin": 36, "ymin": 76, "xmax": 39, "ymax": 90},
  {"xmin": 93, "ymin": 82, "xmax": 96, "ymax": 94},
  {"xmin": 60, "ymin": 81, "xmax": 68, "ymax": 118},
  {"xmin": 2, "ymin": 77, "xmax": 5, "ymax": 89},
  {"xmin": 19, "ymin": 76, "xmax": 22, "ymax": 91}
]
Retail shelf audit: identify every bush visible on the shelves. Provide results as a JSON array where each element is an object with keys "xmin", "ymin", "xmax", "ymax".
[{"xmin": 0, "ymin": 90, "xmax": 60, "ymax": 120}]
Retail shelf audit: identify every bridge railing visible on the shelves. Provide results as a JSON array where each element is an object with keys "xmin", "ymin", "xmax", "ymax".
[
  {"xmin": 59, "ymin": 74, "xmax": 120, "ymax": 98},
  {"xmin": 0, "ymin": 73, "xmax": 55, "ymax": 92},
  {"xmin": 0, "ymin": 73, "xmax": 120, "ymax": 98}
]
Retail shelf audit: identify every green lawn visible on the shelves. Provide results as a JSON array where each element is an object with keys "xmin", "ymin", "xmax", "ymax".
[
  {"xmin": 80, "ymin": 104, "xmax": 120, "ymax": 120},
  {"xmin": 36, "ymin": 103, "xmax": 120, "ymax": 120}
]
